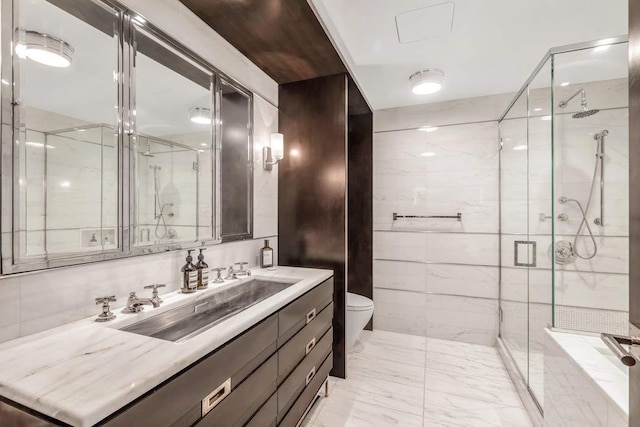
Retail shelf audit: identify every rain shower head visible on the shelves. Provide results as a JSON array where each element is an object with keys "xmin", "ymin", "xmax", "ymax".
[
  {"xmin": 558, "ymin": 88, "xmax": 600, "ymax": 119},
  {"xmin": 572, "ymin": 108, "xmax": 600, "ymax": 119}
]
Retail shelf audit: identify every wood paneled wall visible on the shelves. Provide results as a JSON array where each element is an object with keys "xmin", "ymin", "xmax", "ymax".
[
  {"xmin": 278, "ymin": 74, "xmax": 349, "ymax": 378},
  {"xmin": 278, "ymin": 74, "xmax": 372, "ymax": 377}
]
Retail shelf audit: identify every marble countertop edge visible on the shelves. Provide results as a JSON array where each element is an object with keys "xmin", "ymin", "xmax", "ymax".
[{"xmin": 0, "ymin": 266, "xmax": 333, "ymax": 427}]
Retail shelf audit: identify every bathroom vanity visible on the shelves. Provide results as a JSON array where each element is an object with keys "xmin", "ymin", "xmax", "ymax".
[{"xmin": 0, "ymin": 267, "xmax": 333, "ymax": 427}]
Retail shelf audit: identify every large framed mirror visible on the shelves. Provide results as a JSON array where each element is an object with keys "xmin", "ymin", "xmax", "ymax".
[
  {"xmin": 0, "ymin": 0, "xmax": 254, "ymax": 273},
  {"xmin": 219, "ymin": 79, "xmax": 252, "ymax": 241},
  {"xmin": 130, "ymin": 21, "xmax": 214, "ymax": 248},
  {"xmin": 1, "ymin": 0, "xmax": 122, "ymax": 272}
]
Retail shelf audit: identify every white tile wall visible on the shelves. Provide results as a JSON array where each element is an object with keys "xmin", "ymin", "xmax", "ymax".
[
  {"xmin": 544, "ymin": 330, "xmax": 628, "ymax": 427},
  {"xmin": 373, "ymin": 94, "xmax": 503, "ymax": 347}
]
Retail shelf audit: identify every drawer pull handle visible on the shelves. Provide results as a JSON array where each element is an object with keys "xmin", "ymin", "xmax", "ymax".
[
  {"xmin": 305, "ymin": 366, "xmax": 316, "ymax": 386},
  {"xmin": 305, "ymin": 337, "xmax": 316, "ymax": 355},
  {"xmin": 306, "ymin": 308, "xmax": 316, "ymax": 324},
  {"xmin": 201, "ymin": 378, "xmax": 231, "ymax": 416}
]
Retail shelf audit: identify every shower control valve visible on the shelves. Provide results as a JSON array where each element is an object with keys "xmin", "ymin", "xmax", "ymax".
[{"xmin": 557, "ymin": 213, "xmax": 569, "ymax": 222}]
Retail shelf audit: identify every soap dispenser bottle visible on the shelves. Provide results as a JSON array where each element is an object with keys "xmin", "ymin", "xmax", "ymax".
[
  {"xmin": 196, "ymin": 248, "xmax": 209, "ymax": 290},
  {"xmin": 181, "ymin": 250, "xmax": 198, "ymax": 293},
  {"xmin": 260, "ymin": 239, "xmax": 274, "ymax": 268}
]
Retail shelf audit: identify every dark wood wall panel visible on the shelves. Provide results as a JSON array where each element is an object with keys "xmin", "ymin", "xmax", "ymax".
[
  {"xmin": 179, "ymin": 0, "xmax": 347, "ymax": 83},
  {"xmin": 629, "ymin": 0, "xmax": 640, "ymax": 423},
  {"xmin": 278, "ymin": 74, "xmax": 348, "ymax": 378},
  {"xmin": 347, "ymin": 78, "xmax": 373, "ymax": 330}
]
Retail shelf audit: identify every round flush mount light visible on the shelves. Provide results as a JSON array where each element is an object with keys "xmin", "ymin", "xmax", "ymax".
[
  {"xmin": 189, "ymin": 107, "xmax": 211, "ymax": 125},
  {"xmin": 410, "ymin": 69, "xmax": 444, "ymax": 95},
  {"xmin": 15, "ymin": 30, "xmax": 74, "ymax": 68}
]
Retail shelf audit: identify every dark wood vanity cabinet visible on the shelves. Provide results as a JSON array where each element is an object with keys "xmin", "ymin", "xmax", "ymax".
[{"xmin": 1, "ymin": 277, "xmax": 334, "ymax": 427}]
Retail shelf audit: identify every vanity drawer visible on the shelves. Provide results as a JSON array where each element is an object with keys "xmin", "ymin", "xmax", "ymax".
[
  {"xmin": 245, "ymin": 392, "xmax": 277, "ymax": 427},
  {"xmin": 279, "ymin": 352, "xmax": 333, "ymax": 427},
  {"xmin": 278, "ymin": 278, "xmax": 333, "ymax": 346},
  {"xmin": 278, "ymin": 302, "xmax": 333, "ymax": 385},
  {"xmin": 196, "ymin": 353, "xmax": 277, "ymax": 427},
  {"xmin": 102, "ymin": 314, "xmax": 277, "ymax": 427},
  {"xmin": 277, "ymin": 327, "xmax": 333, "ymax": 420}
]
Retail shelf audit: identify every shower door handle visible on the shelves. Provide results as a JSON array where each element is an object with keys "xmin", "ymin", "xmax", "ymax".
[{"xmin": 601, "ymin": 333, "xmax": 640, "ymax": 366}]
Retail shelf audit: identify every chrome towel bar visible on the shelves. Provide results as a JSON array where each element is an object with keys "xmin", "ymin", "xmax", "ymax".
[{"xmin": 392, "ymin": 212, "xmax": 462, "ymax": 221}]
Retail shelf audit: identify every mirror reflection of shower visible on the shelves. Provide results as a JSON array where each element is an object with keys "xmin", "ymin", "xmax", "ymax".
[
  {"xmin": 148, "ymin": 164, "xmax": 176, "ymax": 241},
  {"xmin": 556, "ymin": 120, "xmax": 609, "ymax": 263}
]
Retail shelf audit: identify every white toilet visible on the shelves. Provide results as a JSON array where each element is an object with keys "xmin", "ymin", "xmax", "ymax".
[{"xmin": 346, "ymin": 292, "xmax": 375, "ymax": 351}]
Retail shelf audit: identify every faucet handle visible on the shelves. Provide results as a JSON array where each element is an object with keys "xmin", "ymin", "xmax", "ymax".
[
  {"xmin": 144, "ymin": 284, "xmax": 166, "ymax": 304},
  {"xmin": 237, "ymin": 262, "xmax": 248, "ymax": 271},
  {"xmin": 212, "ymin": 268, "xmax": 226, "ymax": 283},
  {"xmin": 95, "ymin": 296, "xmax": 117, "ymax": 322},
  {"xmin": 95, "ymin": 295, "xmax": 116, "ymax": 304}
]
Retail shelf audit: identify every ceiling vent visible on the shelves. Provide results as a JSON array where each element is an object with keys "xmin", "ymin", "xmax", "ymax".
[{"xmin": 395, "ymin": 2, "xmax": 455, "ymax": 44}]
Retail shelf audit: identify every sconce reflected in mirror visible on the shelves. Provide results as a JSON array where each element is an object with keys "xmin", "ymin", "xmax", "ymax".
[{"xmin": 263, "ymin": 132, "xmax": 284, "ymax": 171}]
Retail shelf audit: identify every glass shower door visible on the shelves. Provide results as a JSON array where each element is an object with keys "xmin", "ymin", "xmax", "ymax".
[
  {"xmin": 499, "ymin": 90, "xmax": 530, "ymax": 387},
  {"xmin": 499, "ymin": 57, "xmax": 553, "ymax": 408}
]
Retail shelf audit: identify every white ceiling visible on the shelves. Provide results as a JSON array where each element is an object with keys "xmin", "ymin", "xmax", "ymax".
[{"xmin": 309, "ymin": 0, "xmax": 628, "ymax": 110}]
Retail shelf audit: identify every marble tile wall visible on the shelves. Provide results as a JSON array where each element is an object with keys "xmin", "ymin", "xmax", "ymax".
[
  {"xmin": 0, "ymin": 0, "xmax": 279, "ymax": 343},
  {"xmin": 544, "ymin": 330, "xmax": 627, "ymax": 426},
  {"xmin": 373, "ymin": 95, "xmax": 503, "ymax": 346}
]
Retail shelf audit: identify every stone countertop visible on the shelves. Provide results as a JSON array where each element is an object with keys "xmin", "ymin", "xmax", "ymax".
[{"xmin": 0, "ymin": 266, "xmax": 333, "ymax": 427}]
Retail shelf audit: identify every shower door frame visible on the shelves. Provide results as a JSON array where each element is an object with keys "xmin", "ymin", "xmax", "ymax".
[{"xmin": 497, "ymin": 34, "xmax": 629, "ymax": 417}]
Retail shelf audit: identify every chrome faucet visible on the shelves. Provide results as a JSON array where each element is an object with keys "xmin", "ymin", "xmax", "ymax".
[
  {"xmin": 122, "ymin": 291, "xmax": 160, "ymax": 313},
  {"xmin": 224, "ymin": 262, "xmax": 251, "ymax": 280}
]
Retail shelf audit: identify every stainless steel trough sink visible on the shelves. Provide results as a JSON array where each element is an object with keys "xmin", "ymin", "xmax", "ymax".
[{"xmin": 120, "ymin": 278, "xmax": 296, "ymax": 342}]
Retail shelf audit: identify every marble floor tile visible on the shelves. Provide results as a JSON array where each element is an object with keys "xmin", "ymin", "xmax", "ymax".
[
  {"xmin": 304, "ymin": 331, "xmax": 531, "ymax": 427},
  {"xmin": 351, "ymin": 331, "xmax": 426, "ymax": 367},
  {"xmin": 348, "ymin": 353, "xmax": 426, "ymax": 388},
  {"xmin": 424, "ymin": 390, "xmax": 532, "ymax": 426},
  {"xmin": 360, "ymin": 329, "xmax": 427, "ymax": 352},
  {"xmin": 331, "ymin": 375, "xmax": 425, "ymax": 416},
  {"xmin": 424, "ymin": 367, "xmax": 523, "ymax": 408},
  {"xmin": 311, "ymin": 396, "xmax": 424, "ymax": 427}
]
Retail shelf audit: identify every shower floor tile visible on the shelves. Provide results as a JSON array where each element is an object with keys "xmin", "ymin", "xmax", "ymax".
[{"xmin": 305, "ymin": 330, "xmax": 532, "ymax": 427}]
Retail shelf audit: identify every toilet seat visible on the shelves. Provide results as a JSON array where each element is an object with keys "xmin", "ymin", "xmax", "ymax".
[{"xmin": 347, "ymin": 292, "xmax": 374, "ymax": 311}]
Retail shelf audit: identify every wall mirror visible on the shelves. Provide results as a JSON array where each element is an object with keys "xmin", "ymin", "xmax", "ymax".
[{"xmin": 0, "ymin": 0, "xmax": 254, "ymax": 273}]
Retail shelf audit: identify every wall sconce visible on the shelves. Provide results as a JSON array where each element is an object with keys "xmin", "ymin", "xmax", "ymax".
[{"xmin": 263, "ymin": 133, "xmax": 284, "ymax": 171}]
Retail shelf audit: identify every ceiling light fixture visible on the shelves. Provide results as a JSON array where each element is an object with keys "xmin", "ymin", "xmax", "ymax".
[
  {"xmin": 560, "ymin": 81, "xmax": 570, "ymax": 87},
  {"xmin": 189, "ymin": 107, "xmax": 211, "ymax": 125},
  {"xmin": 421, "ymin": 152, "xmax": 436, "ymax": 157},
  {"xmin": 15, "ymin": 30, "xmax": 74, "ymax": 68},
  {"xmin": 418, "ymin": 126, "xmax": 439, "ymax": 132},
  {"xmin": 410, "ymin": 69, "xmax": 444, "ymax": 95}
]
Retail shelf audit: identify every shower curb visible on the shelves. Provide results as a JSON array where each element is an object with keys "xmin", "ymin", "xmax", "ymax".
[{"xmin": 496, "ymin": 337, "xmax": 545, "ymax": 427}]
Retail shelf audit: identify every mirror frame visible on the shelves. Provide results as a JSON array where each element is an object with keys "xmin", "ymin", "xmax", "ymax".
[{"xmin": 0, "ymin": 0, "xmax": 254, "ymax": 274}]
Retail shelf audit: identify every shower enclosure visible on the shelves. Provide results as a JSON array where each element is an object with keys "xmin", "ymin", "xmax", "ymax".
[{"xmin": 498, "ymin": 37, "xmax": 629, "ymax": 411}]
